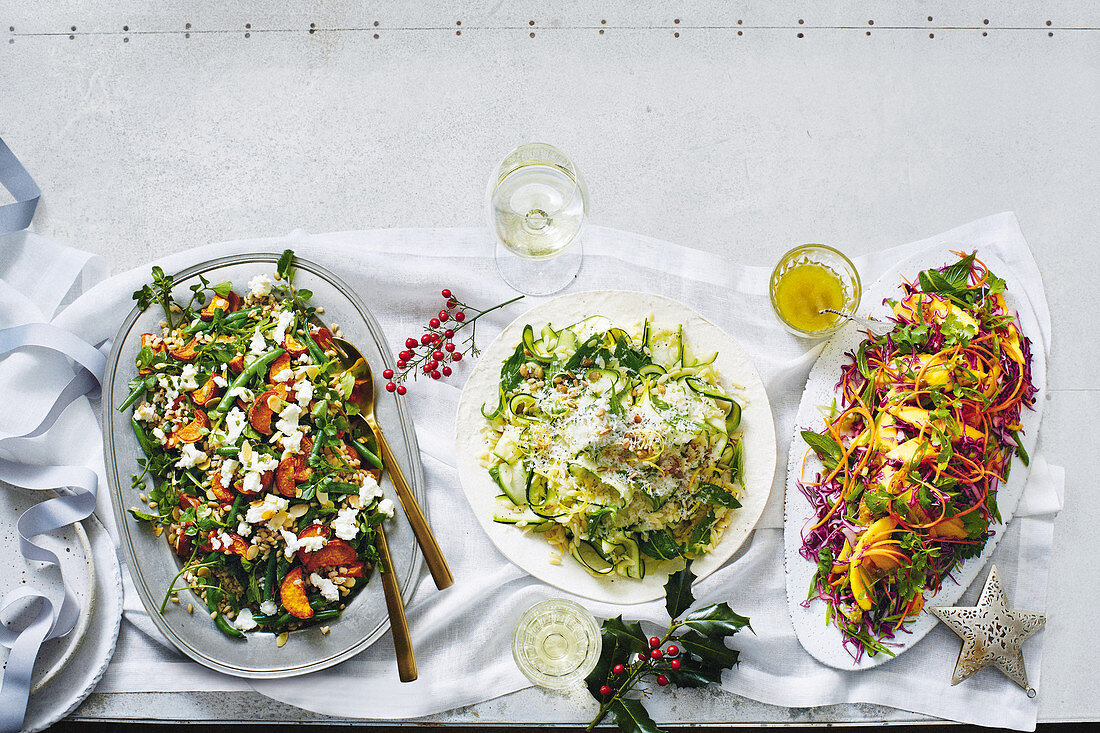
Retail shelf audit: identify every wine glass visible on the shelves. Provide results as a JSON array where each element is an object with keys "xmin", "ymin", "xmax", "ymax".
[{"xmin": 488, "ymin": 143, "xmax": 589, "ymax": 295}]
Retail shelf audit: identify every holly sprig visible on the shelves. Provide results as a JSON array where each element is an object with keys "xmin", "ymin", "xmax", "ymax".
[{"xmin": 584, "ymin": 561, "xmax": 751, "ymax": 733}]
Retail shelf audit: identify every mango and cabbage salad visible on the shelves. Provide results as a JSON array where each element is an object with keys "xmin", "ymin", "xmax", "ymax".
[{"xmin": 799, "ymin": 253, "xmax": 1035, "ymax": 660}]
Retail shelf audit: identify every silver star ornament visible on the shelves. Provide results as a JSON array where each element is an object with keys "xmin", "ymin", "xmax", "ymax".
[{"xmin": 930, "ymin": 564, "xmax": 1046, "ymax": 695}]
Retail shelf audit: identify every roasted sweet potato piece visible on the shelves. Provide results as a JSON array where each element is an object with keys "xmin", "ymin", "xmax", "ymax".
[
  {"xmin": 310, "ymin": 326, "xmax": 334, "ymax": 351},
  {"xmin": 171, "ymin": 409, "xmax": 209, "ymax": 445},
  {"xmin": 228, "ymin": 353, "xmax": 245, "ymax": 374},
  {"xmin": 174, "ymin": 523, "xmax": 195, "ymax": 558},
  {"xmin": 200, "ymin": 294, "xmax": 234, "ymax": 321},
  {"xmin": 169, "ymin": 337, "xmax": 200, "ymax": 362},
  {"xmin": 268, "ymin": 352, "xmax": 292, "ymax": 384},
  {"xmin": 234, "ymin": 470, "xmax": 274, "ymax": 496},
  {"xmin": 297, "ymin": 523, "xmax": 330, "ymax": 540},
  {"xmin": 340, "ymin": 561, "xmax": 367, "ymax": 578},
  {"xmin": 211, "ymin": 472, "xmax": 236, "ymax": 504},
  {"xmin": 179, "ymin": 494, "xmax": 202, "ymax": 511},
  {"xmin": 302, "ymin": 538, "xmax": 358, "ymax": 572},
  {"xmin": 248, "ymin": 390, "xmax": 279, "ymax": 435},
  {"xmin": 190, "ymin": 376, "xmax": 221, "ymax": 406},
  {"xmin": 295, "ymin": 437, "xmax": 314, "ymax": 481},
  {"xmin": 283, "ymin": 332, "xmax": 307, "ymax": 357},
  {"xmin": 216, "ymin": 532, "xmax": 249, "ymax": 556},
  {"xmin": 280, "ymin": 567, "xmax": 314, "ymax": 619},
  {"xmin": 275, "ymin": 456, "xmax": 301, "ymax": 498}
]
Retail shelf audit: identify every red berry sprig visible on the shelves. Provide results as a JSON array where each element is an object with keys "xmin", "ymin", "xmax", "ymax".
[{"xmin": 384, "ymin": 289, "xmax": 523, "ymax": 392}]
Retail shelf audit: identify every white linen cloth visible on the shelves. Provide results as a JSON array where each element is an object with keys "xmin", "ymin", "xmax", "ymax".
[{"xmin": 3, "ymin": 213, "xmax": 1061, "ymax": 730}]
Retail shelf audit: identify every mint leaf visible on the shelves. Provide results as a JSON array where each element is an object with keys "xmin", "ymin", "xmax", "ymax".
[
  {"xmin": 664, "ymin": 561, "xmax": 696, "ymax": 619},
  {"xmin": 697, "ymin": 483, "xmax": 741, "ymax": 509},
  {"xmin": 639, "ymin": 529, "xmax": 682, "ymax": 561}
]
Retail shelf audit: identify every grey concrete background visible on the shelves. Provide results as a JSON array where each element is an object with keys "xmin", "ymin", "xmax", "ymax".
[{"xmin": 2, "ymin": 0, "xmax": 1097, "ymax": 725}]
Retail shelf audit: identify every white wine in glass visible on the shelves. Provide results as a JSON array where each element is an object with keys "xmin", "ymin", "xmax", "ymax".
[{"xmin": 489, "ymin": 143, "xmax": 588, "ymax": 295}]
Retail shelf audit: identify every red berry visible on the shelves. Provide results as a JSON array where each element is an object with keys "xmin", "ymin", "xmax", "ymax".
[
  {"xmin": 399, "ymin": 350, "xmax": 412, "ymax": 360},
  {"xmin": 429, "ymin": 318, "xmax": 441, "ymax": 329},
  {"xmin": 431, "ymin": 333, "xmax": 442, "ymax": 343},
  {"xmin": 649, "ymin": 637, "xmax": 661, "ymax": 648},
  {"xmin": 385, "ymin": 382, "xmax": 397, "ymax": 392},
  {"xmin": 444, "ymin": 328, "xmax": 455, "ymax": 338},
  {"xmin": 396, "ymin": 360, "xmax": 406, "ymax": 369},
  {"xmin": 431, "ymin": 370, "xmax": 441, "ymax": 380},
  {"xmin": 612, "ymin": 664, "xmax": 625, "ymax": 675},
  {"xmin": 454, "ymin": 311, "xmax": 466, "ymax": 322},
  {"xmin": 396, "ymin": 385, "xmax": 407, "ymax": 395},
  {"xmin": 656, "ymin": 674, "xmax": 669, "ymax": 687},
  {"xmin": 425, "ymin": 359, "xmax": 438, "ymax": 371},
  {"xmin": 447, "ymin": 298, "xmax": 458, "ymax": 308},
  {"xmin": 439, "ymin": 310, "xmax": 450, "ymax": 321},
  {"xmin": 650, "ymin": 649, "xmax": 662, "ymax": 660},
  {"xmin": 441, "ymin": 289, "xmax": 452, "ymax": 299},
  {"xmin": 442, "ymin": 366, "xmax": 452, "ymax": 377},
  {"xmin": 432, "ymin": 350, "xmax": 444, "ymax": 361},
  {"xmin": 420, "ymin": 334, "xmax": 432, "ymax": 345},
  {"xmin": 599, "ymin": 685, "xmax": 612, "ymax": 696},
  {"xmin": 382, "ymin": 368, "xmax": 394, "ymax": 379},
  {"xmin": 451, "ymin": 352, "xmax": 462, "ymax": 361},
  {"xmin": 670, "ymin": 659, "xmax": 681, "ymax": 670},
  {"xmin": 445, "ymin": 342, "xmax": 456, "ymax": 353},
  {"xmin": 665, "ymin": 645, "xmax": 679, "ymax": 657},
  {"xmin": 405, "ymin": 337, "xmax": 417, "ymax": 349}
]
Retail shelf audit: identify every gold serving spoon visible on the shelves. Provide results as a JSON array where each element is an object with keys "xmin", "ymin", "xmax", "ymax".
[
  {"xmin": 333, "ymin": 336, "xmax": 455, "ymax": 591},
  {"xmin": 820, "ymin": 308, "xmax": 893, "ymax": 336},
  {"xmin": 375, "ymin": 520, "xmax": 417, "ymax": 682}
]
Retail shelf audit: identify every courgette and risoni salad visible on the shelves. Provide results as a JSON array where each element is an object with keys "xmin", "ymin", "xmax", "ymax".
[
  {"xmin": 481, "ymin": 317, "xmax": 746, "ymax": 579},
  {"xmin": 122, "ymin": 250, "xmax": 393, "ymax": 641}
]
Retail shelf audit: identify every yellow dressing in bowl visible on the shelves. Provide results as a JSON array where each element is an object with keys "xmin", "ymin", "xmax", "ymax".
[{"xmin": 774, "ymin": 264, "xmax": 846, "ymax": 333}]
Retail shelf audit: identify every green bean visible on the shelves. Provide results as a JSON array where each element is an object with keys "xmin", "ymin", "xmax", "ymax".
[
  {"xmin": 185, "ymin": 320, "xmax": 213, "ymax": 335},
  {"xmin": 204, "ymin": 594, "xmax": 245, "ymax": 639},
  {"xmin": 308, "ymin": 431, "xmax": 324, "ymax": 467},
  {"xmin": 264, "ymin": 553, "xmax": 277, "ymax": 602},
  {"xmin": 224, "ymin": 307, "xmax": 259, "ymax": 323},
  {"xmin": 131, "ymin": 418, "xmax": 156, "ymax": 456},
  {"xmin": 309, "ymin": 595, "xmax": 330, "ymax": 610},
  {"xmin": 302, "ymin": 330, "xmax": 328, "ymax": 366},
  {"xmin": 225, "ymin": 494, "xmax": 245, "ymax": 527},
  {"xmin": 216, "ymin": 447, "xmax": 240, "ymax": 457},
  {"xmin": 312, "ymin": 609, "xmax": 340, "ymax": 622},
  {"xmin": 209, "ymin": 348, "xmax": 285, "ymax": 418},
  {"xmin": 118, "ymin": 383, "xmax": 148, "ymax": 412},
  {"xmin": 269, "ymin": 611, "xmax": 294, "ymax": 628},
  {"xmin": 324, "ymin": 482, "xmax": 362, "ymax": 495},
  {"xmin": 350, "ymin": 439, "xmax": 383, "ymax": 470}
]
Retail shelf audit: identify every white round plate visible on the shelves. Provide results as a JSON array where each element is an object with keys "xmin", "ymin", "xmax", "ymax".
[
  {"xmin": 783, "ymin": 250, "xmax": 1046, "ymax": 669},
  {"xmin": 456, "ymin": 290, "xmax": 777, "ymax": 604},
  {"xmin": 0, "ymin": 491, "xmax": 122, "ymax": 733}
]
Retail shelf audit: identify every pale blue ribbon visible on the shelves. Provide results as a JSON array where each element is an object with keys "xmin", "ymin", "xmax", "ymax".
[
  {"xmin": 0, "ymin": 139, "xmax": 106, "ymax": 731},
  {"xmin": 0, "ymin": 137, "xmax": 40, "ymax": 235}
]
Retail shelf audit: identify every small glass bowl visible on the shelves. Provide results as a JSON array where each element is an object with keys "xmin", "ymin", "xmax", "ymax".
[
  {"xmin": 769, "ymin": 244, "xmax": 861, "ymax": 339},
  {"xmin": 511, "ymin": 599, "xmax": 602, "ymax": 689}
]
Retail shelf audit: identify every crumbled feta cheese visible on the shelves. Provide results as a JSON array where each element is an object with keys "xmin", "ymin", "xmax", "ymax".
[
  {"xmin": 359, "ymin": 474, "xmax": 383, "ymax": 503},
  {"xmin": 237, "ymin": 521, "xmax": 252, "ymax": 537},
  {"xmin": 220, "ymin": 458, "xmax": 239, "ymax": 482},
  {"xmin": 279, "ymin": 429, "xmax": 304, "ymax": 455},
  {"xmin": 248, "ymin": 273, "xmax": 274, "ymax": 297},
  {"xmin": 213, "ymin": 374, "xmax": 228, "ymax": 388},
  {"xmin": 275, "ymin": 402, "xmax": 302, "ymax": 438},
  {"xmin": 309, "ymin": 572, "xmax": 340, "ymax": 602},
  {"xmin": 249, "ymin": 328, "xmax": 268, "ymax": 356},
  {"xmin": 270, "ymin": 309, "xmax": 295, "ymax": 349},
  {"xmin": 332, "ymin": 506, "xmax": 360, "ymax": 540},
  {"xmin": 241, "ymin": 471, "xmax": 264, "ymax": 495},
  {"xmin": 295, "ymin": 379, "xmax": 314, "ymax": 407},
  {"xmin": 233, "ymin": 608, "xmax": 258, "ymax": 632},
  {"xmin": 179, "ymin": 363, "xmax": 200, "ymax": 391},
  {"xmin": 377, "ymin": 498, "xmax": 396, "ymax": 519},
  {"xmin": 240, "ymin": 446, "xmax": 279, "ymax": 474},
  {"xmin": 152, "ymin": 427, "xmax": 168, "ymax": 445},
  {"xmin": 175, "ymin": 443, "xmax": 207, "ymax": 469},
  {"xmin": 225, "ymin": 407, "xmax": 247, "ymax": 444},
  {"xmin": 210, "ymin": 531, "xmax": 234, "ymax": 551},
  {"xmin": 245, "ymin": 494, "xmax": 289, "ymax": 525},
  {"xmin": 279, "ymin": 528, "xmax": 328, "ymax": 560},
  {"xmin": 259, "ymin": 599, "xmax": 277, "ymax": 616},
  {"xmin": 134, "ymin": 402, "xmax": 157, "ymax": 423},
  {"xmin": 272, "ymin": 369, "xmax": 293, "ymax": 383}
]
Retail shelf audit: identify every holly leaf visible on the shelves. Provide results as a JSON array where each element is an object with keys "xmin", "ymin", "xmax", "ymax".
[
  {"xmin": 664, "ymin": 561, "xmax": 696, "ymax": 619},
  {"xmin": 584, "ymin": 626, "xmax": 624, "ymax": 700},
  {"xmin": 675, "ymin": 630, "xmax": 740, "ymax": 670},
  {"xmin": 609, "ymin": 697, "xmax": 666, "ymax": 733},
  {"xmin": 664, "ymin": 655, "xmax": 725, "ymax": 688},
  {"xmin": 602, "ymin": 615, "xmax": 649, "ymax": 651},
  {"xmin": 681, "ymin": 602, "xmax": 752, "ymax": 638}
]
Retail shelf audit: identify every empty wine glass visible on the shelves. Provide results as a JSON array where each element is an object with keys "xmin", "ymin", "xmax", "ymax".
[{"xmin": 488, "ymin": 143, "xmax": 589, "ymax": 295}]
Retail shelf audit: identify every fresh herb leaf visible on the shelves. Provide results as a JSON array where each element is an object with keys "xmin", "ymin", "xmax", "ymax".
[{"xmin": 696, "ymin": 483, "xmax": 742, "ymax": 509}]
